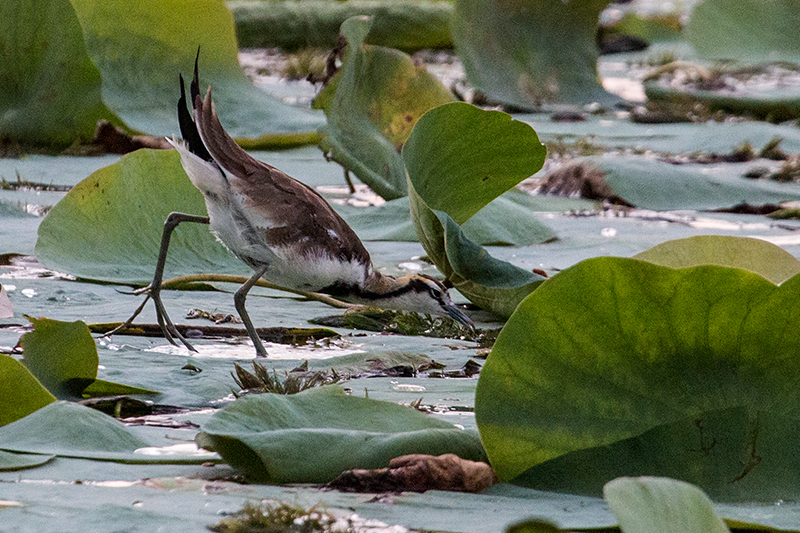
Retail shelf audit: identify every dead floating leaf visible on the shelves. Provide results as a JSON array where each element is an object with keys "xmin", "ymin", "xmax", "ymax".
[
  {"xmin": 311, "ymin": 307, "xmax": 475, "ymax": 339},
  {"xmin": 538, "ymin": 163, "xmax": 634, "ymax": 207},
  {"xmin": 327, "ymin": 453, "xmax": 497, "ymax": 494}
]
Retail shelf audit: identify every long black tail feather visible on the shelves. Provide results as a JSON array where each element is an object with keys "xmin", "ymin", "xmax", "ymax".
[{"xmin": 177, "ymin": 48, "xmax": 213, "ymax": 163}]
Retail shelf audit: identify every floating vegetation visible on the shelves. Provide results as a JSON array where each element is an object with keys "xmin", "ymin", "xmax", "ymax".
[
  {"xmin": 232, "ymin": 361, "xmax": 340, "ymax": 396},
  {"xmin": 209, "ymin": 501, "xmax": 354, "ymax": 533}
]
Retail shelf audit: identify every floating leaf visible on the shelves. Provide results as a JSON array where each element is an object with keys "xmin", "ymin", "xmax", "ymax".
[
  {"xmin": 196, "ymin": 385, "xmax": 486, "ymax": 483},
  {"xmin": 689, "ymin": 0, "xmax": 800, "ymax": 63},
  {"xmin": 35, "ymin": 148, "xmax": 243, "ymax": 284},
  {"xmin": 0, "ymin": 401, "xmax": 216, "ymax": 464},
  {"xmin": 604, "ymin": 477, "xmax": 730, "ymax": 533},
  {"xmin": 451, "ymin": 0, "xmax": 621, "ymax": 108},
  {"xmin": 313, "ymin": 16, "xmax": 455, "ymax": 200},
  {"xmin": 403, "ymin": 102, "xmax": 548, "ymax": 316},
  {"xmin": 0, "ymin": 355, "xmax": 56, "ymax": 427},
  {"xmin": 635, "ymin": 235, "xmax": 800, "ymax": 285},
  {"xmin": 18, "ymin": 317, "xmax": 158, "ymax": 399},
  {"xmin": 69, "ymin": 0, "xmax": 322, "ymax": 141},
  {"xmin": 476, "ymin": 255, "xmax": 800, "ymax": 492},
  {"xmin": 0, "ymin": 0, "xmax": 122, "ymax": 146}
]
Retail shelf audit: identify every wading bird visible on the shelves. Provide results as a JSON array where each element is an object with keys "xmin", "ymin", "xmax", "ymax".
[{"xmin": 116, "ymin": 56, "xmax": 473, "ymax": 357}]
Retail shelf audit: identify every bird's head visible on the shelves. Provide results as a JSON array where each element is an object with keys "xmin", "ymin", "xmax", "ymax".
[{"xmin": 374, "ymin": 274, "xmax": 474, "ymax": 330}]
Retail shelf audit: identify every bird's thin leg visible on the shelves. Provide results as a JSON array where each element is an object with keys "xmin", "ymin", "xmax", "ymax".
[
  {"xmin": 234, "ymin": 265, "xmax": 269, "ymax": 357},
  {"xmin": 107, "ymin": 212, "xmax": 210, "ymax": 351}
]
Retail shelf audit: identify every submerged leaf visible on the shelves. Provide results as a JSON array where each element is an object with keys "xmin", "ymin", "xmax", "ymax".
[
  {"xmin": 451, "ymin": 0, "xmax": 621, "ymax": 108},
  {"xmin": 476, "ymin": 256, "xmax": 800, "ymax": 495},
  {"xmin": 0, "ymin": 0, "xmax": 122, "ymax": 146},
  {"xmin": 0, "ymin": 356, "xmax": 56, "ymax": 427},
  {"xmin": 313, "ymin": 16, "xmax": 455, "ymax": 200},
  {"xmin": 196, "ymin": 385, "xmax": 486, "ymax": 483},
  {"xmin": 403, "ymin": 102, "xmax": 548, "ymax": 316}
]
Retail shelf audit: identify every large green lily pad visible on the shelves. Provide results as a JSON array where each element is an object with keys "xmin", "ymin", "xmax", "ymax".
[
  {"xmin": 0, "ymin": 0, "xmax": 123, "ymax": 146},
  {"xmin": 69, "ymin": 0, "xmax": 322, "ymax": 140},
  {"xmin": 403, "ymin": 102, "xmax": 549, "ymax": 316},
  {"xmin": 451, "ymin": 0, "xmax": 622, "ymax": 108},
  {"xmin": 314, "ymin": 16, "xmax": 454, "ymax": 200},
  {"xmin": 476, "ymin": 250, "xmax": 800, "ymax": 496},
  {"xmin": 196, "ymin": 385, "xmax": 487, "ymax": 483},
  {"xmin": 35, "ymin": 148, "xmax": 243, "ymax": 284}
]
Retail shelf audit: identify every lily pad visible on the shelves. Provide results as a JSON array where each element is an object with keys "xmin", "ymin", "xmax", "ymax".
[
  {"xmin": 196, "ymin": 385, "xmax": 487, "ymax": 483},
  {"xmin": 475, "ymin": 255, "xmax": 800, "ymax": 491},
  {"xmin": 314, "ymin": 16, "xmax": 455, "ymax": 200},
  {"xmin": 689, "ymin": 0, "xmax": 800, "ymax": 63},
  {"xmin": 0, "ymin": 355, "xmax": 56, "ymax": 427},
  {"xmin": 35, "ymin": 148, "xmax": 243, "ymax": 284},
  {"xmin": 403, "ymin": 102, "xmax": 548, "ymax": 316},
  {"xmin": 68, "ymin": 0, "xmax": 322, "ymax": 141},
  {"xmin": 634, "ymin": 235, "xmax": 800, "ymax": 285},
  {"xmin": 19, "ymin": 317, "xmax": 158, "ymax": 399},
  {"xmin": 451, "ymin": 0, "xmax": 622, "ymax": 108},
  {"xmin": 0, "ymin": 0, "xmax": 122, "ymax": 146},
  {"xmin": 604, "ymin": 477, "xmax": 730, "ymax": 533},
  {"xmin": 0, "ymin": 401, "xmax": 215, "ymax": 464},
  {"xmin": 574, "ymin": 156, "xmax": 800, "ymax": 210}
]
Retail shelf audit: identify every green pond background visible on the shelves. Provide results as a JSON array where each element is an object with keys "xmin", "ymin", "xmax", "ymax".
[{"xmin": 6, "ymin": 0, "xmax": 800, "ymax": 530}]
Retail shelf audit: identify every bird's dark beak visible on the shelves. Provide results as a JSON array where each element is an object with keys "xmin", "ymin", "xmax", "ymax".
[{"xmin": 445, "ymin": 304, "xmax": 475, "ymax": 331}]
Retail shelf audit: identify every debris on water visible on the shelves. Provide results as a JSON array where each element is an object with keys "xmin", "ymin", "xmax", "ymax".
[
  {"xmin": 311, "ymin": 307, "xmax": 475, "ymax": 339},
  {"xmin": 232, "ymin": 361, "xmax": 341, "ymax": 395}
]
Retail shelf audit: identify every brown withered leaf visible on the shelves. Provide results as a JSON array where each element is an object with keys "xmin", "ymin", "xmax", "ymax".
[{"xmin": 328, "ymin": 453, "xmax": 497, "ymax": 493}]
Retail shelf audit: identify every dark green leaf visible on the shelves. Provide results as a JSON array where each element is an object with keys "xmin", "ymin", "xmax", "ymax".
[
  {"xmin": 0, "ymin": 450, "xmax": 55, "ymax": 472},
  {"xmin": 0, "ymin": 355, "xmax": 56, "ymax": 427},
  {"xmin": 20, "ymin": 317, "xmax": 98, "ymax": 399}
]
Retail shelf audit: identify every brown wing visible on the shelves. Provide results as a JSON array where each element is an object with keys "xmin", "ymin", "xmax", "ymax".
[{"xmin": 194, "ymin": 88, "xmax": 372, "ymax": 265}]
